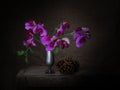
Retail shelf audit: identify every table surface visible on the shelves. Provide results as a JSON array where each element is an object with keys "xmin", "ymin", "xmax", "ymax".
[
  {"xmin": 16, "ymin": 65, "xmax": 86, "ymax": 87},
  {"xmin": 16, "ymin": 63, "xmax": 120, "ymax": 88}
]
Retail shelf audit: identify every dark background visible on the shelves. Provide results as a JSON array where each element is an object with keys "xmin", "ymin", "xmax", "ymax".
[{"xmin": 2, "ymin": 0, "xmax": 120, "ymax": 89}]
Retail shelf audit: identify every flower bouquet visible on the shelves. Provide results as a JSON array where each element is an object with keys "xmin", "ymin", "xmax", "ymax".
[{"xmin": 17, "ymin": 20, "xmax": 91, "ymax": 74}]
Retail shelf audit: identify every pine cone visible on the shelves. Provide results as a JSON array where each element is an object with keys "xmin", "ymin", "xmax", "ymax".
[{"xmin": 56, "ymin": 56, "xmax": 79, "ymax": 74}]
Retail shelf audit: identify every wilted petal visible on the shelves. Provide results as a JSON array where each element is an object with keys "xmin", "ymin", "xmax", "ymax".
[
  {"xmin": 26, "ymin": 32, "xmax": 33, "ymax": 39},
  {"xmin": 63, "ymin": 41, "xmax": 69, "ymax": 48}
]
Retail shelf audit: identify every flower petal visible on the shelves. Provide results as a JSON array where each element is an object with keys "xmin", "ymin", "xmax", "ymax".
[
  {"xmin": 76, "ymin": 36, "xmax": 86, "ymax": 48},
  {"xmin": 25, "ymin": 20, "xmax": 36, "ymax": 30},
  {"xmin": 62, "ymin": 37, "xmax": 70, "ymax": 44},
  {"xmin": 45, "ymin": 42, "xmax": 57, "ymax": 51},
  {"xmin": 81, "ymin": 27, "xmax": 90, "ymax": 33},
  {"xmin": 60, "ymin": 22, "xmax": 70, "ymax": 31},
  {"xmin": 26, "ymin": 32, "xmax": 33, "ymax": 39},
  {"xmin": 31, "ymin": 41, "xmax": 36, "ymax": 46},
  {"xmin": 23, "ymin": 38, "xmax": 36, "ymax": 47},
  {"xmin": 55, "ymin": 29, "xmax": 64, "ymax": 38},
  {"xmin": 40, "ymin": 36, "xmax": 52, "ymax": 45}
]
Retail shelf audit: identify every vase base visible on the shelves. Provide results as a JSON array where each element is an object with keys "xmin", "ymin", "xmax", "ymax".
[{"xmin": 45, "ymin": 70, "xmax": 55, "ymax": 74}]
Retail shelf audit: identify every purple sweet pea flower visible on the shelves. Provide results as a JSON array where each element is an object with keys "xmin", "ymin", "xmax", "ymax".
[
  {"xmin": 25, "ymin": 21, "xmax": 47, "ymax": 37},
  {"xmin": 73, "ymin": 27, "xmax": 91, "ymax": 48},
  {"xmin": 73, "ymin": 27, "xmax": 91, "ymax": 39},
  {"xmin": 56, "ymin": 38, "xmax": 70, "ymax": 49},
  {"xmin": 23, "ymin": 38, "xmax": 36, "ymax": 47},
  {"xmin": 33, "ymin": 24, "xmax": 47, "ymax": 36},
  {"xmin": 45, "ymin": 41, "xmax": 57, "ymax": 51},
  {"xmin": 60, "ymin": 22, "xmax": 70, "ymax": 31},
  {"xmin": 57, "ymin": 40, "xmax": 69, "ymax": 49},
  {"xmin": 40, "ymin": 36, "xmax": 53, "ymax": 46},
  {"xmin": 25, "ymin": 20, "xmax": 36, "ymax": 30},
  {"xmin": 54, "ymin": 22, "xmax": 70, "ymax": 38}
]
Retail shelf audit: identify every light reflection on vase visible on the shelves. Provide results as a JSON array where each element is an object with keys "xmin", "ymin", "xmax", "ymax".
[{"xmin": 46, "ymin": 51, "xmax": 55, "ymax": 74}]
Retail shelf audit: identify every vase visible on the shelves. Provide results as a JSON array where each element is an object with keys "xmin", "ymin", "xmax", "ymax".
[{"xmin": 46, "ymin": 51, "xmax": 55, "ymax": 74}]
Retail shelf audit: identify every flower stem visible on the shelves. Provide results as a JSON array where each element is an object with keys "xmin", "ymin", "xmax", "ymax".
[
  {"xmin": 65, "ymin": 32, "xmax": 74, "ymax": 36},
  {"xmin": 25, "ymin": 47, "xmax": 30, "ymax": 53},
  {"xmin": 24, "ymin": 52, "xmax": 28, "ymax": 63},
  {"xmin": 24, "ymin": 47, "xmax": 32, "ymax": 63},
  {"xmin": 34, "ymin": 34, "xmax": 41, "ymax": 45},
  {"xmin": 61, "ymin": 32, "xmax": 74, "ymax": 38}
]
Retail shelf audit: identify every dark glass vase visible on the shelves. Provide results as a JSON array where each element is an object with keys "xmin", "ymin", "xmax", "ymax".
[{"xmin": 46, "ymin": 51, "xmax": 55, "ymax": 74}]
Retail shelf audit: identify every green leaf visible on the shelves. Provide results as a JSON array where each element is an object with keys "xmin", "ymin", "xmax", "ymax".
[
  {"xmin": 17, "ymin": 50, "xmax": 25, "ymax": 56},
  {"xmin": 29, "ymin": 48, "xmax": 34, "ymax": 54},
  {"xmin": 53, "ymin": 47, "xmax": 60, "ymax": 54}
]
